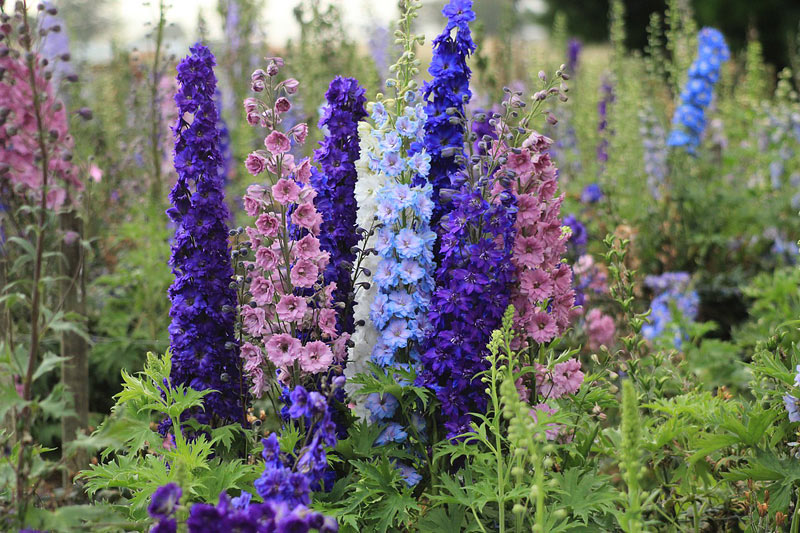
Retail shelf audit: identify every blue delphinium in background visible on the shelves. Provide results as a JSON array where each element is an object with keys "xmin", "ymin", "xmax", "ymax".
[
  {"xmin": 38, "ymin": 2, "xmax": 76, "ymax": 85},
  {"xmin": 667, "ymin": 28, "xmax": 730, "ymax": 153},
  {"xmin": 567, "ymin": 38, "xmax": 582, "ymax": 75},
  {"xmin": 166, "ymin": 43, "xmax": 243, "ymax": 425},
  {"xmin": 581, "ymin": 183, "xmax": 604, "ymax": 204},
  {"xmin": 639, "ymin": 106, "xmax": 668, "ymax": 199},
  {"xmin": 416, "ymin": 0, "xmax": 476, "ymax": 227},
  {"xmin": 312, "ymin": 76, "xmax": 368, "ymax": 335},
  {"xmin": 564, "ymin": 214, "xmax": 588, "ymax": 256},
  {"xmin": 596, "ymin": 75, "xmax": 614, "ymax": 165},
  {"xmin": 641, "ymin": 272, "xmax": 699, "ymax": 349}
]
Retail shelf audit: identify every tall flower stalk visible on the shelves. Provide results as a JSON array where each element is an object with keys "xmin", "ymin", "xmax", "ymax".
[
  {"xmin": 311, "ymin": 76, "xmax": 368, "ymax": 336},
  {"xmin": 0, "ymin": 0, "xmax": 81, "ymax": 522},
  {"xmin": 166, "ymin": 43, "xmax": 243, "ymax": 425},
  {"xmin": 417, "ymin": 0, "xmax": 476, "ymax": 228},
  {"xmin": 666, "ymin": 28, "xmax": 730, "ymax": 153},
  {"xmin": 239, "ymin": 59, "xmax": 346, "ymax": 401},
  {"xmin": 347, "ymin": 0, "xmax": 436, "ymax": 485}
]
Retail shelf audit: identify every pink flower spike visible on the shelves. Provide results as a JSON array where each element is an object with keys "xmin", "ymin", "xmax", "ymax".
[{"xmin": 265, "ymin": 130, "xmax": 291, "ymax": 154}]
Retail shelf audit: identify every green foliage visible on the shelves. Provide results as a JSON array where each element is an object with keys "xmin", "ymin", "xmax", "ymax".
[
  {"xmin": 286, "ymin": 0, "xmax": 380, "ymax": 153},
  {"xmin": 77, "ymin": 352, "xmax": 258, "ymax": 521},
  {"xmin": 87, "ymin": 205, "xmax": 171, "ymax": 412}
]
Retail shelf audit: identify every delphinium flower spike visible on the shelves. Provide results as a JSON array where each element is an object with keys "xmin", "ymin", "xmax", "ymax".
[
  {"xmin": 166, "ymin": 43, "xmax": 243, "ymax": 425},
  {"xmin": 416, "ymin": 0, "xmax": 476, "ymax": 228},
  {"xmin": 311, "ymin": 76, "xmax": 368, "ymax": 336},
  {"xmin": 239, "ymin": 58, "xmax": 349, "ymax": 504},
  {"xmin": 348, "ymin": 0, "xmax": 435, "ymax": 485},
  {"xmin": 667, "ymin": 28, "xmax": 730, "ymax": 153},
  {"xmin": 239, "ymin": 59, "xmax": 346, "ymax": 399}
]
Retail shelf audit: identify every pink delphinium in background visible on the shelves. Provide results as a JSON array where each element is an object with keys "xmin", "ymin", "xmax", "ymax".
[
  {"xmin": 238, "ymin": 59, "xmax": 346, "ymax": 398},
  {"xmin": 586, "ymin": 308, "xmax": 616, "ymax": 349},
  {"xmin": 0, "ymin": 53, "xmax": 80, "ymax": 208},
  {"xmin": 530, "ymin": 403, "xmax": 561, "ymax": 441}
]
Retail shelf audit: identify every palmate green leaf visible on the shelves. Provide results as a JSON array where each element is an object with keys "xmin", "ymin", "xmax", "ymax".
[
  {"xmin": 79, "ymin": 453, "xmax": 170, "ymax": 499},
  {"xmin": 193, "ymin": 458, "xmax": 256, "ymax": 502},
  {"xmin": 374, "ymin": 484, "xmax": 420, "ymax": 533},
  {"xmin": 24, "ymin": 503, "xmax": 140, "ymax": 532},
  {"xmin": 179, "ymin": 433, "xmax": 215, "ymax": 473},
  {"xmin": 33, "ymin": 353, "xmax": 70, "ymax": 382},
  {"xmin": 724, "ymin": 450, "xmax": 800, "ymax": 483},
  {"xmin": 209, "ymin": 423, "xmax": 244, "ymax": 453},
  {"xmin": 688, "ymin": 433, "xmax": 741, "ymax": 464},
  {"xmin": 165, "ymin": 384, "xmax": 210, "ymax": 418},
  {"xmin": 38, "ymin": 382, "xmax": 77, "ymax": 420},
  {"xmin": 349, "ymin": 363, "xmax": 430, "ymax": 408},
  {"xmin": 552, "ymin": 468, "xmax": 618, "ymax": 525},
  {"xmin": 115, "ymin": 368, "xmax": 164, "ymax": 409},
  {"xmin": 335, "ymin": 421, "xmax": 384, "ymax": 458},
  {"xmin": 417, "ymin": 504, "xmax": 469, "ymax": 533}
]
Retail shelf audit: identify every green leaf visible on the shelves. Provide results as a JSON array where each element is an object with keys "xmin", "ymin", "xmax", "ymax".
[
  {"xmin": 33, "ymin": 353, "xmax": 70, "ymax": 382},
  {"xmin": 552, "ymin": 469, "xmax": 618, "ymax": 525}
]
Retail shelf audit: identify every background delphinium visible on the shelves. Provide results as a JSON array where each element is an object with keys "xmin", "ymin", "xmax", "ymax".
[
  {"xmin": 640, "ymin": 271, "xmax": 699, "ymax": 350},
  {"xmin": 166, "ymin": 43, "xmax": 244, "ymax": 426},
  {"xmin": 638, "ymin": 105, "xmax": 668, "ymax": 200},
  {"xmin": 666, "ymin": 28, "xmax": 730, "ymax": 152},
  {"xmin": 0, "ymin": 1, "xmax": 95, "ymax": 526}
]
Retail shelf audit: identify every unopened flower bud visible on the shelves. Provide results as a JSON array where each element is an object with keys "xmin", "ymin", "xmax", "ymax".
[
  {"xmin": 282, "ymin": 78, "xmax": 299, "ymax": 94},
  {"xmin": 77, "ymin": 107, "xmax": 93, "ymax": 120}
]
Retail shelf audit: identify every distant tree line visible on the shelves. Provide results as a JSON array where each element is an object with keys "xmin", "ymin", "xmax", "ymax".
[{"xmin": 536, "ymin": 0, "xmax": 800, "ymax": 69}]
